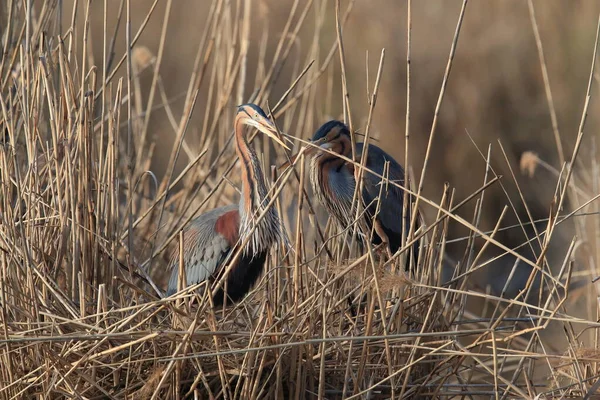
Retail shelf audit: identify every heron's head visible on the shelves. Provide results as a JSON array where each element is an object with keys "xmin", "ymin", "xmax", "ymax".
[
  {"xmin": 236, "ymin": 104, "xmax": 289, "ymax": 150},
  {"xmin": 276, "ymin": 120, "xmax": 352, "ymax": 171},
  {"xmin": 306, "ymin": 120, "xmax": 351, "ymax": 157}
]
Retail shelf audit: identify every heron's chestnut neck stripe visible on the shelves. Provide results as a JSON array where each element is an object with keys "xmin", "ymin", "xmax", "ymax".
[
  {"xmin": 328, "ymin": 132, "xmax": 341, "ymax": 142},
  {"xmin": 310, "ymin": 151, "xmax": 355, "ymax": 233},
  {"xmin": 338, "ymin": 136, "xmax": 349, "ymax": 158},
  {"xmin": 234, "ymin": 115, "xmax": 257, "ymax": 220},
  {"xmin": 232, "ymin": 113, "xmax": 282, "ymax": 256},
  {"xmin": 314, "ymin": 136, "xmax": 351, "ymax": 165}
]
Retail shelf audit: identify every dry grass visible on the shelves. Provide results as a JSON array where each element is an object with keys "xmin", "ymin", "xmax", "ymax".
[{"xmin": 1, "ymin": 0, "xmax": 600, "ymax": 399}]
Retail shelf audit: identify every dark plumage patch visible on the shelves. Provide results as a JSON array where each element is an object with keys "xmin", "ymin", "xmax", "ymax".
[
  {"xmin": 213, "ymin": 250, "xmax": 268, "ymax": 306},
  {"xmin": 213, "ymin": 209, "xmax": 270, "ymax": 305}
]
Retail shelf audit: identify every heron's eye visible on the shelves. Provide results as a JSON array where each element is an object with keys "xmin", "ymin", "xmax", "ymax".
[{"xmin": 254, "ymin": 113, "xmax": 259, "ymax": 119}]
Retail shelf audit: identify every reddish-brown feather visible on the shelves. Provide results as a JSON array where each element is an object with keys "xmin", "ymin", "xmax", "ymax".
[
  {"xmin": 234, "ymin": 118, "xmax": 255, "ymax": 218},
  {"xmin": 319, "ymin": 154, "xmax": 345, "ymax": 196},
  {"xmin": 214, "ymin": 209, "xmax": 241, "ymax": 246},
  {"xmin": 319, "ymin": 160, "xmax": 331, "ymax": 195},
  {"xmin": 345, "ymin": 159, "xmax": 355, "ymax": 176}
]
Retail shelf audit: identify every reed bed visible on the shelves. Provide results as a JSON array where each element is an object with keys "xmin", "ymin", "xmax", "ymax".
[{"xmin": 0, "ymin": 1, "xmax": 599, "ymax": 399}]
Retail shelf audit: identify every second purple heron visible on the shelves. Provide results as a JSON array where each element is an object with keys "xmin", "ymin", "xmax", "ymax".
[{"xmin": 285, "ymin": 120, "xmax": 420, "ymax": 269}]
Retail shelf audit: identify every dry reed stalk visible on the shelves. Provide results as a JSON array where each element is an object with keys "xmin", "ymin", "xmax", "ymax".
[{"xmin": 0, "ymin": 0, "xmax": 599, "ymax": 399}]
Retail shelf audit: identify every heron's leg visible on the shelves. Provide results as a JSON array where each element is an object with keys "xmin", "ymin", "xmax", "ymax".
[{"xmin": 373, "ymin": 219, "xmax": 393, "ymax": 259}]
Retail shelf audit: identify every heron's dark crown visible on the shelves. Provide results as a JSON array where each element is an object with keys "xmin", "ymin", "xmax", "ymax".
[
  {"xmin": 311, "ymin": 120, "xmax": 350, "ymax": 142},
  {"xmin": 238, "ymin": 103, "xmax": 269, "ymax": 119}
]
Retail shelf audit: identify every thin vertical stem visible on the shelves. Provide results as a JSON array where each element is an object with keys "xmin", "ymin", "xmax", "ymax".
[
  {"xmin": 409, "ymin": 0, "xmax": 468, "ymax": 245},
  {"xmin": 402, "ymin": 0, "xmax": 412, "ymax": 270},
  {"xmin": 527, "ymin": 0, "xmax": 565, "ymax": 166},
  {"xmin": 125, "ymin": 0, "xmax": 134, "ymax": 274}
]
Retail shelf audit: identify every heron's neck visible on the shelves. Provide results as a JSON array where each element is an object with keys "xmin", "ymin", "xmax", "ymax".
[
  {"xmin": 234, "ymin": 119, "xmax": 281, "ymax": 254},
  {"xmin": 311, "ymin": 140, "xmax": 353, "ymax": 179},
  {"xmin": 310, "ymin": 152, "xmax": 355, "ymax": 199},
  {"xmin": 317, "ymin": 136, "xmax": 353, "ymax": 166}
]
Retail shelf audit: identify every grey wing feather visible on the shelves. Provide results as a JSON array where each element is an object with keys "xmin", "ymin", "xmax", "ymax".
[{"xmin": 166, "ymin": 204, "xmax": 238, "ymax": 296}]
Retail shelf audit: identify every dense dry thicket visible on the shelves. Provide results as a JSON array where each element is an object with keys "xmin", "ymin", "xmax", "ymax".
[{"xmin": 1, "ymin": 1, "xmax": 600, "ymax": 399}]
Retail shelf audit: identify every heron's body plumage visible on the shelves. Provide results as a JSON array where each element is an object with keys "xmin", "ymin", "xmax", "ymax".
[
  {"xmin": 354, "ymin": 142, "xmax": 412, "ymax": 253},
  {"xmin": 308, "ymin": 120, "xmax": 419, "ymax": 267},
  {"xmin": 167, "ymin": 205, "xmax": 237, "ymax": 295},
  {"xmin": 165, "ymin": 104, "xmax": 286, "ymax": 305}
]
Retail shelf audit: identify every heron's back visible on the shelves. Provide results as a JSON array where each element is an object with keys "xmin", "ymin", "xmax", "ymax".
[{"xmin": 357, "ymin": 142, "xmax": 418, "ymax": 259}]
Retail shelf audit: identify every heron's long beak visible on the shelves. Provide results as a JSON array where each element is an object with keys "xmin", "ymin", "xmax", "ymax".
[
  {"xmin": 253, "ymin": 120, "xmax": 290, "ymax": 151},
  {"xmin": 264, "ymin": 129, "xmax": 291, "ymax": 151}
]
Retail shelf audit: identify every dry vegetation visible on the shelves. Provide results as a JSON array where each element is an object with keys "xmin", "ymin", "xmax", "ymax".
[{"xmin": 1, "ymin": 0, "xmax": 600, "ymax": 399}]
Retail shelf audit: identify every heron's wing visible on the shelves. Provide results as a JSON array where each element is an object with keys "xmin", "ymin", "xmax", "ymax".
[
  {"xmin": 166, "ymin": 204, "xmax": 239, "ymax": 295},
  {"xmin": 356, "ymin": 143, "xmax": 412, "ymax": 238}
]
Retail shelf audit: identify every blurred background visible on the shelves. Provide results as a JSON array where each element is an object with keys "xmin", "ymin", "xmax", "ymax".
[{"xmin": 67, "ymin": 0, "xmax": 600, "ymax": 296}]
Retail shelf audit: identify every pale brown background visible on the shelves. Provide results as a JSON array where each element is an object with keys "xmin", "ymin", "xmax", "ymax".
[{"xmin": 66, "ymin": 0, "xmax": 600, "ymax": 293}]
